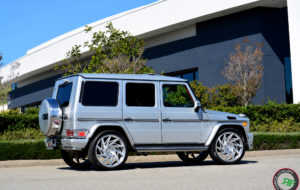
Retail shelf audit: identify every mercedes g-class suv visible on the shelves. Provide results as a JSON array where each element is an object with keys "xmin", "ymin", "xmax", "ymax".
[{"xmin": 39, "ymin": 73, "xmax": 253, "ymax": 170}]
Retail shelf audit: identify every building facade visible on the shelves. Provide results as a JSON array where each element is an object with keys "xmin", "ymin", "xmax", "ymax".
[{"xmin": 0, "ymin": 0, "xmax": 299, "ymax": 109}]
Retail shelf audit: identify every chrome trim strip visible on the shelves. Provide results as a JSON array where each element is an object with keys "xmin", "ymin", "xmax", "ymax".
[
  {"xmin": 169, "ymin": 119, "xmax": 202, "ymax": 122},
  {"xmin": 201, "ymin": 119, "xmax": 248, "ymax": 123},
  {"xmin": 132, "ymin": 119, "xmax": 160, "ymax": 122},
  {"xmin": 135, "ymin": 146, "xmax": 208, "ymax": 152},
  {"xmin": 77, "ymin": 118, "xmax": 122, "ymax": 122},
  {"xmin": 78, "ymin": 118, "xmax": 159, "ymax": 122}
]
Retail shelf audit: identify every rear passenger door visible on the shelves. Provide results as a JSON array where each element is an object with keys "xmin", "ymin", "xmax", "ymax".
[{"xmin": 123, "ymin": 81, "xmax": 161, "ymax": 144}]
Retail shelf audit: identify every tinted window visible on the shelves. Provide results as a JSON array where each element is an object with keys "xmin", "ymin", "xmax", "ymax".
[
  {"xmin": 126, "ymin": 83, "xmax": 155, "ymax": 107},
  {"xmin": 56, "ymin": 82, "xmax": 73, "ymax": 107},
  {"xmin": 163, "ymin": 84, "xmax": 194, "ymax": 107},
  {"xmin": 81, "ymin": 81, "xmax": 118, "ymax": 106}
]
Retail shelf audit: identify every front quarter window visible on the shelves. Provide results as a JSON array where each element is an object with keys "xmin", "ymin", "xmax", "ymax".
[{"xmin": 56, "ymin": 82, "xmax": 73, "ymax": 107}]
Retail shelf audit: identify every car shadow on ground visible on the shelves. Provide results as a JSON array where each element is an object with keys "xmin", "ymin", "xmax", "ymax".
[{"xmin": 58, "ymin": 160, "xmax": 258, "ymax": 171}]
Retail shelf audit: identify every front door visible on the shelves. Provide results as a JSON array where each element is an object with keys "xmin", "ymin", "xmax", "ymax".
[
  {"xmin": 160, "ymin": 82, "xmax": 203, "ymax": 144},
  {"xmin": 123, "ymin": 80, "xmax": 161, "ymax": 144}
]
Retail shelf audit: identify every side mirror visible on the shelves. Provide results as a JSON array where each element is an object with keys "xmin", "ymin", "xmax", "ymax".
[{"xmin": 194, "ymin": 101, "xmax": 201, "ymax": 112}]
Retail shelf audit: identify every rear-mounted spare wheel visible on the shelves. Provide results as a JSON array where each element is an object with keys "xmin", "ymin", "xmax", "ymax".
[{"xmin": 39, "ymin": 98, "xmax": 62, "ymax": 137}]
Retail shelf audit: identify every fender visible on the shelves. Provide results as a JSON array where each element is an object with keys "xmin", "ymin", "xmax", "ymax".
[
  {"xmin": 86, "ymin": 122, "xmax": 136, "ymax": 146},
  {"xmin": 205, "ymin": 122, "xmax": 246, "ymax": 146}
]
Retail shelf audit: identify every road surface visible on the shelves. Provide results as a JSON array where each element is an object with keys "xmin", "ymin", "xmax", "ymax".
[{"xmin": 0, "ymin": 150, "xmax": 299, "ymax": 190}]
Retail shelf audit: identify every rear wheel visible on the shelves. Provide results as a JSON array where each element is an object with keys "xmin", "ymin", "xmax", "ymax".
[
  {"xmin": 210, "ymin": 128, "xmax": 245, "ymax": 164},
  {"xmin": 177, "ymin": 151, "xmax": 209, "ymax": 164},
  {"xmin": 61, "ymin": 150, "xmax": 90, "ymax": 170},
  {"xmin": 88, "ymin": 130, "xmax": 128, "ymax": 170}
]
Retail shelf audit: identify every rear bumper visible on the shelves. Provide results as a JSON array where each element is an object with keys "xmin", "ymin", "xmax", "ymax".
[
  {"xmin": 247, "ymin": 133, "xmax": 254, "ymax": 150},
  {"xmin": 44, "ymin": 138, "xmax": 88, "ymax": 150}
]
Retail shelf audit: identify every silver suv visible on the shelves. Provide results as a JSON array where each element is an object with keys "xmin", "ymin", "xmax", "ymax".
[{"xmin": 39, "ymin": 73, "xmax": 253, "ymax": 170}]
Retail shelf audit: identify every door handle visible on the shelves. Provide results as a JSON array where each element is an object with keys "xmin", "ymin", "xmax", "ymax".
[
  {"xmin": 163, "ymin": 118, "xmax": 172, "ymax": 122},
  {"xmin": 124, "ymin": 118, "xmax": 133, "ymax": 122}
]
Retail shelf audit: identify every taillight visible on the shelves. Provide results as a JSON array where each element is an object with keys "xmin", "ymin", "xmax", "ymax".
[
  {"xmin": 66, "ymin": 129, "xmax": 89, "ymax": 138},
  {"xmin": 66, "ymin": 130, "xmax": 74, "ymax": 137}
]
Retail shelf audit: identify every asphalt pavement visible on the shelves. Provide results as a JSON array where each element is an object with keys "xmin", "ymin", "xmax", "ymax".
[{"xmin": 0, "ymin": 149, "xmax": 299, "ymax": 190}]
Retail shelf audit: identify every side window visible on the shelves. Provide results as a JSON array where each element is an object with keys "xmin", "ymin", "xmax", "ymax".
[
  {"xmin": 163, "ymin": 84, "xmax": 194, "ymax": 107},
  {"xmin": 56, "ymin": 82, "xmax": 73, "ymax": 107},
  {"xmin": 81, "ymin": 81, "xmax": 118, "ymax": 106},
  {"xmin": 126, "ymin": 83, "xmax": 155, "ymax": 107}
]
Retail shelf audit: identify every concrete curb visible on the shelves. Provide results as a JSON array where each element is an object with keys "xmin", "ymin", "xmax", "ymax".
[{"xmin": 1, "ymin": 149, "xmax": 299, "ymax": 168}]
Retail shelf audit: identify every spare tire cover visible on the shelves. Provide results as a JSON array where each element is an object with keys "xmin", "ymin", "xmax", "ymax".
[{"xmin": 39, "ymin": 98, "xmax": 62, "ymax": 137}]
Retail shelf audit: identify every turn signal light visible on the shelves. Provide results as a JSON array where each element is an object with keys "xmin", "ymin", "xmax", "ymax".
[
  {"xmin": 78, "ymin": 132, "xmax": 86, "ymax": 137},
  {"xmin": 242, "ymin": 122, "xmax": 247, "ymax": 127}
]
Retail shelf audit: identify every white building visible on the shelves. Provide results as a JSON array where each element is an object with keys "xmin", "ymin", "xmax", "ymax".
[{"xmin": 0, "ymin": 0, "xmax": 299, "ymax": 110}]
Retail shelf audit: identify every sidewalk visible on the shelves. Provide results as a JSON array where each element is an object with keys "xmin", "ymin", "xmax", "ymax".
[{"xmin": 1, "ymin": 149, "xmax": 300, "ymax": 168}]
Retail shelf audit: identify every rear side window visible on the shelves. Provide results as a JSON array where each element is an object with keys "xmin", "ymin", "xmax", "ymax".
[
  {"xmin": 56, "ymin": 82, "xmax": 73, "ymax": 107},
  {"xmin": 81, "ymin": 81, "xmax": 118, "ymax": 106},
  {"xmin": 126, "ymin": 83, "xmax": 155, "ymax": 107}
]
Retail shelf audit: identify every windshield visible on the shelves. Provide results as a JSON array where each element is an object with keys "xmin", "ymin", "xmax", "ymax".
[{"xmin": 56, "ymin": 82, "xmax": 73, "ymax": 107}]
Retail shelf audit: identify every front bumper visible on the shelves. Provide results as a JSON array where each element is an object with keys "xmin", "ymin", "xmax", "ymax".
[
  {"xmin": 44, "ymin": 138, "xmax": 88, "ymax": 150},
  {"xmin": 247, "ymin": 132, "xmax": 254, "ymax": 150}
]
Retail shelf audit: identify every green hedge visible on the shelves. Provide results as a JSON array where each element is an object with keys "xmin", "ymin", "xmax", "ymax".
[
  {"xmin": 253, "ymin": 132, "xmax": 300, "ymax": 150},
  {"xmin": 0, "ymin": 140, "xmax": 61, "ymax": 160},
  {"xmin": 0, "ymin": 133, "xmax": 300, "ymax": 160},
  {"xmin": 0, "ymin": 110, "xmax": 39, "ymax": 133},
  {"xmin": 212, "ymin": 102, "xmax": 300, "ymax": 132}
]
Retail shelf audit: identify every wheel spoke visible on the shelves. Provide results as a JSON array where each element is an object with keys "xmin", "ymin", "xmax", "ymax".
[
  {"xmin": 95, "ymin": 134, "xmax": 126, "ymax": 168},
  {"xmin": 215, "ymin": 131, "xmax": 244, "ymax": 162}
]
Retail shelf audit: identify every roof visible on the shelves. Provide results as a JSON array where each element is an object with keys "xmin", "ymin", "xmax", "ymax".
[{"xmin": 60, "ymin": 73, "xmax": 187, "ymax": 82}]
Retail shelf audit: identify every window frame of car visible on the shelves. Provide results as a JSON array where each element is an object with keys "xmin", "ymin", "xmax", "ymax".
[
  {"xmin": 124, "ymin": 80, "xmax": 157, "ymax": 108},
  {"xmin": 160, "ymin": 81, "xmax": 197, "ymax": 109},
  {"xmin": 56, "ymin": 81, "xmax": 73, "ymax": 108},
  {"xmin": 79, "ymin": 79, "xmax": 120, "ymax": 107}
]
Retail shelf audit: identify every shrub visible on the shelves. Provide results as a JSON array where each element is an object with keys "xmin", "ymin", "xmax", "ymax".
[
  {"xmin": 0, "ymin": 140, "xmax": 61, "ymax": 160},
  {"xmin": 189, "ymin": 81, "xmax": 240, "ymax": 108},
  {"xmin": 0, "ymin": 109, "xmax": 39, "ymax": 133},
  {"xmin": 0, "ymin": 128, "xmax": 44, "ymax": 141},
  {"xmin": 211, "ymin": 101, "xmax": 300, "ymax": 129}
]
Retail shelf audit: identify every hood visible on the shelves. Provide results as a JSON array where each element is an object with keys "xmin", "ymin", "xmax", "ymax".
[{"xmin": 203, "ymin": 109, "xmax": 247, "ymax": 121}]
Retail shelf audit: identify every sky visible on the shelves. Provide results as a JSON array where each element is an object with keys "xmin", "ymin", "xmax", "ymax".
[{"xmin": 0, "ymin": 0, "xmax": 157, "ymax": 65}]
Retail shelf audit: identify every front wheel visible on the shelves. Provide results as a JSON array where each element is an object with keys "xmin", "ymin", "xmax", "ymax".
[
  {"xmin": 61, "ymin": 150, "xmax": 90, "ymax": 170},
  {"xmin": 88, "ymin": 130, "xmax": 128, "ymax": 170},
  {"xmin": 177, "ymin": 151, "xmax": 209, "ymax": 164},
  {"xmin": 210, "ymin": 128, "xmax": 245, "ymax": 164}
]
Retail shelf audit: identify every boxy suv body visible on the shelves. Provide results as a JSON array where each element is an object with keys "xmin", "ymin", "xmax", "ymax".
[{"xmin": 39, "ymin": 73, "xmax": 253, "ymax": 170}]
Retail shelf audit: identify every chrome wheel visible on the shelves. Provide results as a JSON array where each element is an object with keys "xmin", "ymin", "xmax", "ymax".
[
  {"xmin": 215, "ymin": 131, "xmax": 244, "ymax": 162},
  {"xmin": 95, "ymin": 134, "xmax": 126, "ymax": 168}
]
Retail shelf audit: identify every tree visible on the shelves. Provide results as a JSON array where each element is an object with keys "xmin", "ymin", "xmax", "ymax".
[
  {"xmin": 55, "ymin": 23, "xmax": 154, "ymax": 75},
  {"xmin": 0, "ymin": 52, "xmax": 11, "ymax": 109},
  {"xmin": 223, "ymin": 38, "xmax": 264, "ymax": 106}
]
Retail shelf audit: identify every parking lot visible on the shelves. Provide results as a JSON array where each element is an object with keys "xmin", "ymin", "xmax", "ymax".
[{"xmin": 0, "ymin": 150, "xmax": 299, "ymax": 190}]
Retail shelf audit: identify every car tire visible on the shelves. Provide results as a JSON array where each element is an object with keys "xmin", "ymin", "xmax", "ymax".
[
  {"xmin": 210, "ymin": 128, "xmax": 246, "ymax": 164},
  {"xmin": 61, "ymin": 149, "xmax": 90, "ymax": 170},
  {"xmin": 177, "ymin": 151, "xmax": 209, "ymax": 164},
  {"xmin": 88, "ymin": 130, "xmax": 128, "ymax": 170}
]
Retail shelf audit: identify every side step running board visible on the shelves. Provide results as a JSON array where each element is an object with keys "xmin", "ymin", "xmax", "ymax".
[{"xmin": 135, "ymin": 146, "xmax": 208, "ymax": 152}]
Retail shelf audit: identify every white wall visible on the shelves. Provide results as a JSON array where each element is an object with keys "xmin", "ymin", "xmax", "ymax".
[
  {"xmin": 287, "ymin": 0, "xmax": 300, "ymax": 103},
  {"xmin": 0, "ymin": 0, "xmax": 261, "ymax": 85}
]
